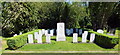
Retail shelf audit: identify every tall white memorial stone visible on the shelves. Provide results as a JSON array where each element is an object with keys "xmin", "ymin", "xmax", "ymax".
[
  {"xmin": 73, "ymin": 33, "xmax": 78, "ymax": 43},
  {"xmin": 90, "ymin": 33, "xmax": 95, "ymax": 43},
  {"xmin": 57, "ymin": 23, "xmax": 66, "ymax": 41},
  {"xmin": 28, "ymin": 34, "xmax": 34, "ymax": 43}
]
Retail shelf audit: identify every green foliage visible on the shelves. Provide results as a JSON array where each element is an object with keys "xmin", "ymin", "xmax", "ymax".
[
  {"xmin": 89, "ymin": 2, "xmax": 118, "ymax": 30},
  {"xmin": 7, "ymin": 29, "xmax": 40, "ymax": 50},
  {"xmin": 88, "ymin": 30, "xmax": 119, "ymax": 48},
  {"xmin": 2, "ymin": 2, "xmax": 88, "ymax": 37}
]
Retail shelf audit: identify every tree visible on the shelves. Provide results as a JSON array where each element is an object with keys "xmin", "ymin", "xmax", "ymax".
[
  {"xmin": 2, "ymin": 2, "xmax": 38, "ymax": 37},
  {"xmin": 89, "ymin": 2, "xmax": 118, "ymax": 31}
]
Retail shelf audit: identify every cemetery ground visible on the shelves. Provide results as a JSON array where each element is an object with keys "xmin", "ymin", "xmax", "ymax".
[{"xmin": 1, "ymin": 35, "xmax": 119, "ymax": 53}]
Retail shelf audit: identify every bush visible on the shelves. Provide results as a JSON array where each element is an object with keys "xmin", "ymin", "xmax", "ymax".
[
  {"xmin": 88, "ymin": 30, "xmax": 119, "ymax": 48},
  {"xmin": 7, "ymin": 29, "xmax": 41, "ymax": 50}
]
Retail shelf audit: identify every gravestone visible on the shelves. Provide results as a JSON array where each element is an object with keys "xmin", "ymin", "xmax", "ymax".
[
  {"xmin": 107, "ymin": 33, "xmax": 114, "ymax": 36},
  {"xmin": 45, "ymin": 30, "xmax": 48, "ymax": 36},
  {"xmin": 97, "ymin": 29, "xmax": 104, "ymax": 34},
  {"xmin": 37, "ymin": 34, "xmax": 42, "ymax": 43},
  {"xmin": 46, "ymin": 34, "xmax": 51, "ymax": 43},
  {"xmin": 34, "ymin": 32, "xmax": 39, "ymax": 39},
  {"xmin": 13, "ymin": 34, "xmax": 17, "ymax": 36},
  {"xmin": 57, "ymin": 23, "xmax": 66, "ymax": 41},
  {"xmin": 79, "ymin": 29, "xmax": 82, "ymax": 35},
  {"xmin": 28, "ymin": 34, "xmax": 34, "ymax": 43},
  {"xmin": 39, "ymin": 30, "xmax": 42, "ymax": 34},
  {"xmin": 82, "ymin": 31, "xmax": 88, "ymax": 43},
  {"xmin": 90, "ymin": 33, "xmax": 95, "ymax": 43},
  {"xmin": 66, "ymin": 29, "xmax": 73, "ymax": 36},
  {"xmin": 41, "ymin": 29, "xmax": 45, "ymax": 35},
  {"xmin": 19, "ymin": 32, "xmax": 22, "ymax": 35},
  {"xmin": 73, "ymin": 33, "xmax": 78, "ymax": 43},
  {"xmin": 50, "ymin": 30, "xmax": 54, "ymax": 36}
]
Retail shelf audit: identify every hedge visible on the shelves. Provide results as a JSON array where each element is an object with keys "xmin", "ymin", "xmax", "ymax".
[
  {"xmin": 88, "ymin": 30, "xmax": 119, "ymax": 48},
  {"xmin": 7, "ymin": 29, "xmax": 41, "ymax": 50}
]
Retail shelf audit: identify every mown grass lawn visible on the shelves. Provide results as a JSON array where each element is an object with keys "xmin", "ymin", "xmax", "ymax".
[{"xmin": 15, "ymin": 36, "xmax": 118, "ymax": 51}]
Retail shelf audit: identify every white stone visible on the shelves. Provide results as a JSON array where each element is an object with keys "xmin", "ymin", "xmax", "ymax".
[
  {"xmin": 90, "ymin": 33, "xmax": 95, "ymax": 43},
  {"xmin": 37, "ymin": 34, "xmax": 42, "ymax": 43},
  {"xmin": 82, "ymin": 33, "xmax": 87, "ymax": 43},
  {"xmin": 41, "ymin": 29, "xmax": 45, "ymax": 35},
  {"xmin": 19, "ymin": 32, "xmax": 22, "ymax": 35},
  {"xmin": 57, "ymin": 23, "xmax": 66, "ymax": 41},
  {"xmin": 13, "ymin": 34, "xmax": 17, "ymax": 36},
  {"xmin": 97, "ymin": 29, "xmax": 104, "ymax": 34},
  {"xmin": 84, "ymin": 31, "xmax": 88, "ymax": 35},
  {"xmin": 50, "ymin": 30, "xmax": 54, "ymax": 36},
  {"xmin": 39, "ymin": 30, "xmax": 42, "ymax": 34},
  {"xmin": 46, "ymin": 34, "xmax": 51, "ymax": 43},
  {"xmin": 45, "ymin": 30, "xmax": 48, "ymax": 36},
  {"xmin": 34, "ymin": 32, "xmax": 39, "ymax": 39},
  {"xmin": 73, "ymin": 33, "xmax": 78, "ymax": 43},
  {"xmin": 28, "ymin": 34, "xmax": 34, "ymax": 43}
]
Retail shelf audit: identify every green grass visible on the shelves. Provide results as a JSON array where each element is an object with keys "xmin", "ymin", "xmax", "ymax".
[{"xmin": 15, "ymin": 36, "xmax": 118, "ymax": 51}]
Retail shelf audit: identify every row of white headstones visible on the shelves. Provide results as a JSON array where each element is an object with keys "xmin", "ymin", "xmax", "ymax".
[{"xmin": 13, "ymin": 23, "xmax": 104, "ymax": 44}]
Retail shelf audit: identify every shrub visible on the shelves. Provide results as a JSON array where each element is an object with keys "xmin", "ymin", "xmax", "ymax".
[
  {"xmin": 88, "ymin": 30, "xmax": 119, "ymax": 48},
  {"xmin": 7, "ymin": 29, "xmax": 41, "ymax": 50}
]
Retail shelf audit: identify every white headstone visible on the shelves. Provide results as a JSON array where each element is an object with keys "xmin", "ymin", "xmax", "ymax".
[
  {"xmin": 42, "ymin": 29, "xmax": 45, "ymax": 35},
  {"xmin": 84, "ymin": 31, "xmax": 88, "ymax": 40},
  {"xmin": 73, "ymin": 33, "xmax": 78, "ymax": 43},
  {"xmin": 90, "ymin": 33, "xmax": 95, "ymax": 43},
  {"xmin": 45, "ymin": 30, "xmax": 48, "ymax": 36},
  {"xmin": 57, "ymin": 23, "xmax": 66, "ymax": 41},
  {"xmin": 82, "ymin": 33, "xmax": 87, "ymax": 43},
  {"xmin": 84, "ymin": 31, "xmax": 88, "ymax": 35},
  {"xmin": 50, "ymin": 30, "xmax": 54, "ymax": 36},
  {"xmin": 97, "ymin": 29, "xmax": 104, "ymax": 34},
  {"xmin": 28, "ymin": 34, "xmax": 34, "ymax": 43},
  {"xmin": 46, "ymin": 34, "xmax": 51, "ymax": 43},
  {"xmin": 19, "ymin": 32, "xmax": 22, "ymax": 35},
  {"xmin": 39, "ymin": 30, "xmax": 42, "ymax": 34},
  {"xmin": 34, "ymin": 32, "xmax": 39, "ymax": 39},
  {"xmin": 37, "ymin": 34, "xmax": 42, "ymax": 43},
  {"xmin": 13, "ymin": 34, "xmax": 17, "ymax": 36}
]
